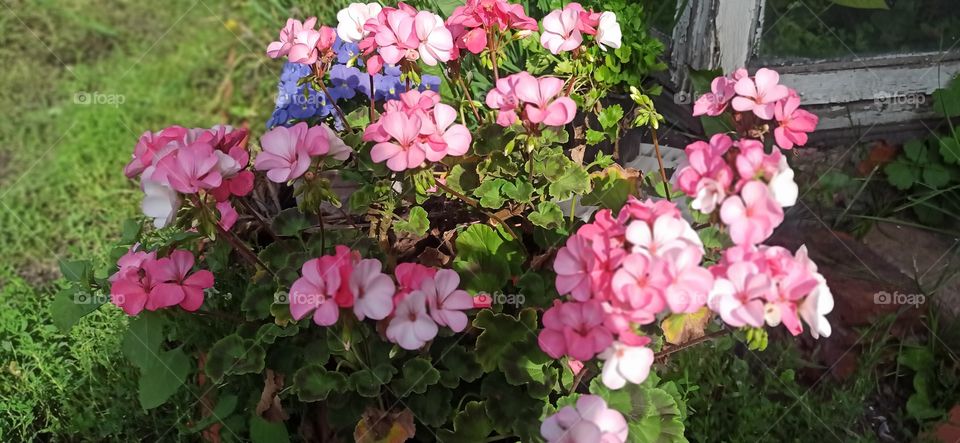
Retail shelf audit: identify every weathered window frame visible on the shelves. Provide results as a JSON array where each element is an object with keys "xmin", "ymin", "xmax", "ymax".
[{"xmin": 667, "ymin": 0, "xmax": 960, "ymax": 142}]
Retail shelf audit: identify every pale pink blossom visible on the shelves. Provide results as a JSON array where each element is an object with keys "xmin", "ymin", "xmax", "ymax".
[
  {"xmin": 731, "ymin": 68, "xmax": 790, "ymax": 120},
  {"xmin": 414, "ymin": 11, "xmax": 454, "ymax": 66},
  {"xmin": 350, "ymin": 258, "xmax": 396, "ymax": 321},
  {"xmin": 141, "ymin": 179, "xmax": 180, "ymax": 229},
  {"xmin": 369, "ymin": 112, "xmax": 427, "ymax": 171},
  {"xmin": 515, "ymin": 75, "xmax": 577, "ymax": 127},
  {"xmin": 609, "ymin": 253, "xmax": 667, "ymax": 324},
  {"xmin": 267, "ymin": 18, "xmax": 318, "ymax": 59},
  {"xmin": 541, "ymin": 395, "xmax": 628, "ymax": 443},
  {"xmin": 485, "ymin": 72, "xmax": 533, "ymax": 127},
  {"xmin": 795, "ymin": 245, "xmax": 834, "ymax": 339},
  {"xmin": 554, "ymin": 234, "xmax": 596, "ymax": 301},
  {"xmin": 540, "ymin": 4, "xmax": 584, "ymax": 54},
  {"xmin": 768, "ymin": 156, "xmax": 798, "ymax": 208},
  {"xmin": 423, "ymin": 269, "xmax": 473, "ymax": 332},
  {"xmin": 152, "ymin": 141, "xmax": 222, "ymax": 194},
  {"xmin": 624, "ymin": 216, "xmax": 702, "ymax": 261},
  {"xmin": 538, "ymin": 300, "xmax": 613, "ymax": 361},
  {"xmin": 595, "ymin": 12, "xmax": 621, "ymax": 51},
  {"xmin": 708, "ymin": 261, "xmax": 770, "ymax": 327},
  {"xmin": 386, "ymin": 290, "xmax": 438, "ymax": 350},
  {"xmin": 337, "ymin": 3, "xmax": 383, "ymax": 43},
  {"xmin": 599, "ymin": 342, "xmax": 654, "ymax": 389},
  {"xmin": 720, "ymin": 180, "xmax": 784, "ymax": 245},
  {"xmin": 254, "ymin": 123, "xmax": 311, "ymax": 183},
  {"xmin": 216, "ymin": 200, "xmax": 238, "ymax": 231},
  {"xmin": 125, "ymin": 126, "xmax": 189, "ymax": 178}
]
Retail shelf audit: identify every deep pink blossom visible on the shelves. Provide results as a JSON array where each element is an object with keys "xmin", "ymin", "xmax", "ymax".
[
  {"xmin": 538, "ymin": 300, "xmax": 613, "ymax": 361},
  {"xmin": 290, "ymin": 256, "xmax": 343, "ymax": 326},
  {"xmin": 152, "ymin": 140, "xmax": 223, "ymax": 194},
  {"xmin": 693, "ymin": 76, "xmax": 737, "ymax": 117},
  {"xmin": 394, "ymin": 263, "xmax": 437, "ymax": 302},
  {"xmin": 774, "ymin": 93, "xmax": 818, "ymax": 149},
  {"xmin": 125, "ymin": 126, "xmax": 189, "ymax": 178},
  {"xmin": 143, "ymin": 250, "xmax": 214, "ymax": 312},
  {"xmin": 446, "ymin": 0, "xmax": 538, "ymax": 57}
]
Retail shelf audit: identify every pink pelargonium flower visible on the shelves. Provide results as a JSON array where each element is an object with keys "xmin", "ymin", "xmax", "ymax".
[
  {"xmin": 720, "ymin": 180, "xmax": 784, "ymax": 245},
  {"xmin": 708, "ymin": 261, "xmax": 771, "ymax": 328},
  {"xmin": 267, "ymin": 17, "xmax": 318, "ymax": 58},
  {"xmin": 350, "ymin": 258, "xmax": 396, "ymax": 321},
  {"xmin": 540, "ymin": 4, "xmax": 585, "ymax": 54},
  {"xmin": 337, "ymin": 3, "xmax": 383, "ymax": 43},
  {"xmin": 368, "ymin": 112, "xmax": 427, "ymax": 171},
  {"xmin": 485, "ymin": 72, "xmax": 532, "ymax": 127},
  {"xmin": 393, "ymin": 262, "xmax": 437, "ymax": 303},
  {"xmin": 516, "ymin": 75, "xmax": 578, "ymax": 127},
  {"xmin": 625, "ymin": 216, "xmax": 703, "ymax": 262},
  {"xmin": 151, "ymin": 141, "xmax": 223, "ymax": 194},
  {"xmin": 554, "ymin": 234, "xmax": 596, "ymax": 301},
  {"xmin": 255, "ymin": 123, "xmax": 349, "ymax": 183},
  {"xmin": 661, "ymin": 247, "xmax": 714, "ymax": 314},
  {"xmin": 414, "ymin": 11, "xmax": 454, "ymax": 66},
  {"xmin": 287, "ymin": 26, "xmax": 336, "ymax": 65},
  {"xmin": 144, "ymin": 250, "xmax": 214, "ymax": 312},
  {"xmin": 598, "ymin": 341, "xmax": 655, "ymax": 389},
  {"xmin": 446, "ymin": 0, "xmax": 538, "ymax": 56},
  {"xmin": 421, "ymin": 103, "xmax": 472, "ymax": 161},
  {"xmin": 216, "ymin": 200, "xmax": 238, "ymax": 231},
  {"xmin": 125, "ymin": 126, "xmax": 190, "ymax": 178},
  {"xmin": 540, "ymin": 395, "xmax": 628, "ymax": 443},
  {"xmin": 693, "ymin": 76, "xmax": 737, "ymax": 117},
  {"xmin": 731, "ymin": 68, "xmax": 790, "ymax": 120},
  {"xmin": 538, "ymin": 300, "xmax": 613, "ymax": 361},
  {"xmin": 609, "ymin": 253, "xmax": 668, "ymax": 324},
  {"xmin": 210, "ymin": 142, "xmax": 255, "ymax": 201},
  {"xmin": 735, "ymin": 140, "xmax": 781, "ymax": 184},
  {"xmin": 774, "ymin": 93, "xmax": 818, "ymax": 149},
  {"xmin": 422, "ymin": 269, "xmax": 473, "ymax": 332},
  {"xmin": 290, "ymin": 256, "xmax": 343, "ymax": 326},
  {"xmin": 110, "ymin": 246, "xmax": 156, "ymax": 283},
  {"xmin": 386, "ymin": 290, "xmax": 438, "ymax": 350}
]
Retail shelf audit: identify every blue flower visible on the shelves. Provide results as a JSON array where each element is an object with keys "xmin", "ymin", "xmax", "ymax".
[{"xmin": 267, "ymin": 62, "xmax": 332, "ymax": 129}]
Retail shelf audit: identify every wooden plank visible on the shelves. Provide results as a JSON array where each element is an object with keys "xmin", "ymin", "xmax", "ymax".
[{"xmin": 779, "ymin": 61, "xmax": 960, "ymax": 105}]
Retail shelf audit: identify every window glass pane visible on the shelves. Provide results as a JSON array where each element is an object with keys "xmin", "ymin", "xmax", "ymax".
[{"xmin": 758, "ymin": 0, "xmax": 960, "ymax": 61}]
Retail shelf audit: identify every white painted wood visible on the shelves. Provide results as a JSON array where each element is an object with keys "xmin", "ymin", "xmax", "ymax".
[
  {"xmin": 779, "ymin": 61, "xmax": 960, "ymax": 105},
  {"xmin": 715, "ymin": 0, "xmax": 763, "ymax": 73}
]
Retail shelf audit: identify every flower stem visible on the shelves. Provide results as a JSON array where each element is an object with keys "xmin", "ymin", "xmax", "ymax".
[
  {"xmin": 654, "ymin": 329, "xmax": 730, "ymax": 360},
  {"xmin": 368, "ymin": 74, "xmax": 376, "ymax": 123},
  {"xmin": 650, "ymin": 125, "xmax": 671, "ymax": 201},
  {"xmin": 317, "ymin": 82, "xmax": 351, "ymax": 132}
]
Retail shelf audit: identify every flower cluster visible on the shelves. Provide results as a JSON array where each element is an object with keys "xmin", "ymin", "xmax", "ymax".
[
  {"xmin": 363, "ymin": 90, "xmax": 471, "ymax": 171},
  {"xmin": 266, "ymin": 17, "xmax": 337, "ymax": 65},
  {"xmin": 124, "ymin": 125, "xmax": 253, "ymax": 229},
  {"xmin": 110, "ymin": 248, "xmax": 214, "ymax": 316},
  {"xmin": 485, "ymin": 72, "xmax": 577, "ymax": 128},
  {"xmin": 708, "ymin": 244, "xmax": 833, "ymax": 338},
  {"xmin": 693, "ymin": 68, "xmax": 818, "ymax": 149},
  {"xmin": 356, "ymin": 2, "xmax": 453, "ymax": 74},
  {"xmin": 289, "ymin": 248, "xmax": 473, "ymax": 350},
  {"xmin": 254, "ymin": 122, "xmax": 351, "ymax": 183},
  {"xmin": 445, "ymin": 0, "xmax": 538, "ymax": 57},
  {"xmin": 540, "ymin": 2, "xmax": 622, "ymax": 55},
  {"xmin": 544, "ymin": 198, "xmax": 711, "ymax": 384},
  {"xmin": 540, "ymin": 395, "xmax": 628, "ymax": 443}
]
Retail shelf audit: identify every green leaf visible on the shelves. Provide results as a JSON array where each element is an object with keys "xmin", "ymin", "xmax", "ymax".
[
  {"xmin": 885, "ymin": 160, "xmax": 920, "ymax": 190},
  {"xmin": 139, "ymin": 348, "xmax": 191, "ymax": 409},
  {"xmin": 187, "ymin": 394, "xmax": 238, "ymax": 432},
  {"xmin": 446, "ymin": 164, "xmax": 480, "ymax": 195},
  {"xmin": 940, "ymin": 136, "xmax": 960, "ymax": 164},
  {"xmin": 120, "ymin": 218, "xmax": 142, "ymax": 244},
  {"xmin": 904, "ymin": 140, "xmax": 928, "ymax": 164},
  {"xmin": 934, "ymin": 76, "xmax": 960, "ymax": 118},
  {"xmin": 830, "ymin": 0, "xmax": 889, "ymax": 9},
  {"xmin": 255, "ymin": 323, "xmax": 300, "ymax": 344},
  {"xmin": 923, "ymin": 163, "xmax": 951, "ymax": 188},
  {"xmin": 205, "ymin": 334, "xmax": 267, "ymax": 382},
  {"xmin": 293, "ymin": 364, "xmax": 347, "ymax": 402},
  {"xmin": 500, "ymin": 342, "xmax": 555, "ymax": 399},
  {"xmin": 582, "ymin": 169, "xmax": 633, "ymax": 209},
  {"xmin": 250, "ymin": 416, "xmax": 291, "ymax": 443},
  {"xmin": 480, "ymin": 372, "xmax": 544, "ymax": 440},
  {"xmin": 453, "ymin": 224, "xmax": 525, "ymax": 293},
  {"xmin": 50, "ymin": 287, "xmax": 102, "ymax": 333},
  {"xmin": 598, "ymin": 105, "xmax": 625, "ymax": 130},
  {"xmin": 590, "ymin": 378, "xmax": 688, "ymax": 443},
  {"xmin": 436, "ymin": 401, "xmax": 493, "ymax": 442},
  {"xmin": 392, "ymin": 357, "xmax": 441, "ymax": 397},
  {"xmin": 549, "ymin": 166, "xmax": 591, "ymax": 201},
  {"xmin": 475, "ymin": 178, "xmax": 508, "ymax": 209},
  {"xmin": 528, "ymin": 201, "xmax": 564, "ymax": 229},
  {"xmin": 439, "ymin": 345, "xmax": 483, "ymax": 389},
  {"xmin": 394, "ymin": 206, "xmax": 430, "ymax": 235},
  {"xmin": 406, "ymin": 386, "xmax": 453, "ymax": 427},
  {"xmin": 272, "ymin": 208, "xmax": 313, "ymax": 237},
  {"xmin": 121, "ymin": 312, "xmax": 166, "ymax": 369},
  {"xmin": 502, "ymin": 180, "xmax": 534, "ymax": 203},
  {"xmin": 59, "ymin": 260, "xmax": 93, "ymax": 283},
  {"xmin": 349, "ymin": 365, "xmax": 397, "ymax": 398},
  {"xmin": 473, "ymin": 309, "xmax": 539, "ymax": 372},
  {"xmin": 586, "ymin": 129, "xmax": 607, "ymax": 146},
  {"xmin": 241, "ymin": 283, "xmax": 277, "ymax": 321}
]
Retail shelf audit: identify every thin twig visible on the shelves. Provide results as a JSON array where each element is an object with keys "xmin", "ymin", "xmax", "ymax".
[
  {"xmin": 317, "ymin": 82, "xmax": 352, "ymax": 132},
  {"xmin": 655, "ymin": 329, "xmax": 730, "ymax": 360},
  {"xmin": 237, "ymin": 197, "xmax": 279, "ymax": 242},
  {"xmin": 458, "ymin": 77, "xmax": 482, "ymax": 122},
  {"xmin": 650, "ymin": 125, "xmax": 671, "ymax": 201}
]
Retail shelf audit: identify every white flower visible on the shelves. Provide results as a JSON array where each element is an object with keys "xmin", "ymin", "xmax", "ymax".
[
  {"xmin": 415, "ymin": 12, "xmax": 454, "ymax": 66},
  {"xmin": 768, "ymin": 156, "xmax": 798, "ymax": 208},
  {"xmin": 141, "ymin": 179, "xmax": 180, "ymax": 228},
  {"xmin": 795, "ymin": 245, "xmax": 834, "ymax": 339},
  {"xmin": 385, "ymin": 291, "xmax": 437, "ymax": 350},
  {"xmin": 598, "ymin": 342, "xmax": 654, "ymax": 389},
  {"xmin": 595, "ymin": 12, "xmax": 622, "ymax": 51},
  {"xmin": 336, "ymin": 3, "xmax": 382, "ymax": 43},
  {"xmin": 691, "ymin": 178, "xmax": 727, "ymax": 214}
]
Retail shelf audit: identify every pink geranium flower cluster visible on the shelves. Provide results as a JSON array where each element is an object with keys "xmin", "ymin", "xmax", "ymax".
[
  {"xmin": 540, "ymin": 3, "xmax": 621, "ymax": 54},
  {"xmin": 289, "ymin": 248, "xmax": 473, "ymax": 350},
  {"xmin": 541, "ymin": 395, "xmax": 628, "ymax": 443},
  {"xmin": 110, "ymin": 248, "xmax": 214, "ymax": 316},
  {"xmin": 267, "ymin": 17, "xmax": 337, "ymax": 65},
  {"xmin": 485, "ymin": 72, "xmax": 577, "ymax": 128},
  {"xmin": 445, "ymin": 0, "xmax": 538, "ymax": 57},
  {"xmin": 124, "ymin": 125, "xmax": 254, "ymax": 230},
  {"xmin": 693, "ymin": 68, "xmax": 818, "ymax": 150},
  {"xmin": 542, "ymin": 197, "xmax": 712, "ymax": 386},
  {"xmin": 254, "ymin": 122, "xmax": 351, "ymax": 183},
  {"xmin": 362, "ymin": 90, "xmax": 471, "ymax": 171},
  {"xmin": 708, "ymin": 244, "xmax": 832, "ymax": 338},
  {"xmin": 355, "ymin": 2, "xmax": 453, "ymax": 74}
]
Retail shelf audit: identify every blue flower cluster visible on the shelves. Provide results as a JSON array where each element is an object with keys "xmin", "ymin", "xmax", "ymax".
[{"xmin": 267, "ymin": 40, "xmax": 442, "ymax": 129}]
